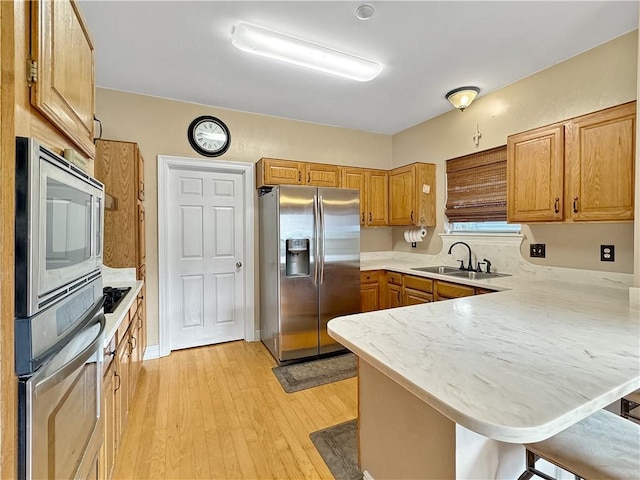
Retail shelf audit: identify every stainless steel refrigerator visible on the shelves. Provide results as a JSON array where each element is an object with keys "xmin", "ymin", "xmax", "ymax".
[{"xmin": 259, "ymin": 185, "xmax": 360, "ymax": 364}]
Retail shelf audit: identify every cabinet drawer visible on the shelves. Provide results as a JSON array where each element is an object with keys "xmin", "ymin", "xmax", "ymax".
[
  {"xmin": 435, "ymin": 280, "xmax": 475, "ymax": 300},
  {"xmin": 361, "ymin": 271, "xmax": 379, "ymax": 284},
  {"xmin": 403, "ymin": 275, "xmax": 433, "ymax": 294},
  {"xmin": 475, "ymin": 287, "xmax": 495, "ymax": 295},
  {"xmin": 386, "ymin": 272, "xmax": 402, "ymax": 286},
  {"xmin": 404, "ymin": 288, "xmax": 433, "ymax": 305}
]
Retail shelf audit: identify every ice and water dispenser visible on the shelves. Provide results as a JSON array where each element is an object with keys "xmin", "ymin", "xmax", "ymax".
[{"xmin": 285, "ymin": 239, "xmax": 310, "ymax": 277}]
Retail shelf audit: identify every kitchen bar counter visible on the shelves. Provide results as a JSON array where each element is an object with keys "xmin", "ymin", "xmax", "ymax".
[
  {"xmin": 102, "ymin": 280, "xmax": 143, "ymax": 349},
  {"xmin": 329, "ymin": 250, "xmax": 639, "ymax": 477}
]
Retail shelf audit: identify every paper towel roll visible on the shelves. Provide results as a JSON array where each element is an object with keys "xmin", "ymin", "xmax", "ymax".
[{"xmin": 404, "ymin": 227, "xmax": 427, "ymax": 243}]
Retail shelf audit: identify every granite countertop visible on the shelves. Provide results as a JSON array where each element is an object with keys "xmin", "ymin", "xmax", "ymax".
[{"xmin": 329, "ymin": 252, "xmax": 640, "ymax": 443}]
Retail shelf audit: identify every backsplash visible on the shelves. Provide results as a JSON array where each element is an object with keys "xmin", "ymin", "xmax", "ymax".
[{"xmin": 363, "ymin": 234, "xmax": 634, "ymax": 288}]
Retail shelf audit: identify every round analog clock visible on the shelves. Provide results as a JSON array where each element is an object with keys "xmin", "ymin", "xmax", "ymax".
[{"xmin": 187, "ymin": 115, "xmax": 231, "ymax": 157}]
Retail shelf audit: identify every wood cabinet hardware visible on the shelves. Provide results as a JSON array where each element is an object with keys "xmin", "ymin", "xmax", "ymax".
[
  {"xmin": 554, "ymin": 197, "xmax": 560, "ymax": 214},
  {"xmin": 573, "ymin": 196, "xmax": 579, "ymax": 213}
]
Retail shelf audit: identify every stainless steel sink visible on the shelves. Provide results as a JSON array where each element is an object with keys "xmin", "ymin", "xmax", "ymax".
[
  {"xmin": 411, "ymin": 265, "xmax": 461, "ymax": 274},
  {"xmin": 445, "ymin": 271, "xmax": 511, "ymax": 280}
]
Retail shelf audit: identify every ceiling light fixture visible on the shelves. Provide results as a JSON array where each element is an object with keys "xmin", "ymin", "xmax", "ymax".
[
  {"xmin": 355, "ymin": 4, "xmax": 375, "ymax": 20},
  {"xmin": 446, "ymin": 86, "xmax": 480, "ymax": 111},
  {"xmin": 231, "ymin": 22, "xmax": 383, "ymax": 82}
]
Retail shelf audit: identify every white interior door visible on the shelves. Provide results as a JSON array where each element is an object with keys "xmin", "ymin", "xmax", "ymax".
[{"xmin": 167, "ymin": 167, "xmax": 245, "ymax": 350}]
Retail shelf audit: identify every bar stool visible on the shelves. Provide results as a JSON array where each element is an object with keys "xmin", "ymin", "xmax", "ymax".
[
  {"xmin": 517, "ymin": 409, "xmax": 640, "ymax": 480},
  {"xmin": 621, "ymin": 389, "xmax": 640, "ymax": 421}
]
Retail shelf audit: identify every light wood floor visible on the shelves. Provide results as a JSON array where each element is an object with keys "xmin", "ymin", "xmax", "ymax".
[{"xmin": 113, "ymin": 341, "xmax": 358, "ymax": 479}]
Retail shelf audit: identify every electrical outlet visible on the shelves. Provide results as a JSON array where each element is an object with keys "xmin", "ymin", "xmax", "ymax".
[
  {"xmin": 530, "ymin": 243, "xmax": 546, "ymax": 258},
  {"xmin": 600, "ymin": 245, "xmax": 615, "ymax": 262}
]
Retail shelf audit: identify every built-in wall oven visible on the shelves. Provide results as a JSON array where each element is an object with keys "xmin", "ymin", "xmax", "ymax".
[
  {"xmin": 15, "ymin": 137, "xmax": 104, "ymax": 318},
  {"xmin": 15, "ymin": 137, "xmax": 106, "ymax": 480}
]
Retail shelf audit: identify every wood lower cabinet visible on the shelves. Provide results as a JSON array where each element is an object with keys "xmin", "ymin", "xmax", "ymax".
[
  {"xmin": 507, "ymin": 101, "xmax": 635, "ymax": 223},
  {"xmin": 402, "ymin": 274, "xmax": 434, "ymax": 305},
  {"xmin": 389, "ymin": 163, "xmax": 437, "ymax": 226},
  {"xmin": 101, "ymin": 289, "xmax": 146, "ymax": 479},
  {"xmin": 360, "ymin": 271, "xmax": 381, "ymax": 312},
  {"xmin": 434, "ymin": 280, "xmax": 475, "ymax": 301},
  {"xmin": 385, "ymin": 272, "xmax": 403, "ymax": 308},
  {"xmin": 30, "ymin": 0, "xmax": 96, "ymax": 158}
]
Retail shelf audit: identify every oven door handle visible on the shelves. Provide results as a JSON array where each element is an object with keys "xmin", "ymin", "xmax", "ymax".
[{"xmin": 33, "ymin": 314, "xmax": 105, "ymax": 392}]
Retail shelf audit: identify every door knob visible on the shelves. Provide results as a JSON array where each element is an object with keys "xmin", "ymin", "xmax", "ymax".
[{"xmin": 236, "ymin": 261, "xmax": 242, "ymax": 268}]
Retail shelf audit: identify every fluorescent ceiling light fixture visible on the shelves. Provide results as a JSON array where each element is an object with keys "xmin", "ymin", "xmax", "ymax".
[{"xmin": 231, "ymin": 22, "xmax": 383, "ymax": 82}]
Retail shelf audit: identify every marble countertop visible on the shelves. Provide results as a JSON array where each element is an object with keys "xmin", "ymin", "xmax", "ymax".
[
  {"xmin": 102, "ymin": 281, "xmax": 144, "ymax": 349},
  {"xmin": 101, "ymin": 266, "xmax": 143, "ymax": 349},
  {"xmin": 329, "ymin": 252, "xmax": 640, "ymax": 443}
]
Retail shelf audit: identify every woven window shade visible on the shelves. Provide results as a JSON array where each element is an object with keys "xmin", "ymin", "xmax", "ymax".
[{"xmin": 445, "ymin": 145, "xmax": 507, "ymax": 222}]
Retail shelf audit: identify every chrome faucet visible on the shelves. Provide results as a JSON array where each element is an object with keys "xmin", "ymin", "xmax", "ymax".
[{"xmin": 448, "ymin": 241, "xmax": 473, "ymax": 271}]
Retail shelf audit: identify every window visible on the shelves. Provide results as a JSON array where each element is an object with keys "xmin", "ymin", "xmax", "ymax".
[
  {"xmin": 449, "ymin": 221, "xmax": 520, "ymax": 233},
  {"xmin": 445, "ymin": 145, "xmax": 509, "ymax": 222}
]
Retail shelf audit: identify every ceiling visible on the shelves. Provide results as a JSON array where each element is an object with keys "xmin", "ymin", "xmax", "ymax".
[{"xmin": 77, "ymin": 1, "xmax": 638, "ymax": 135}]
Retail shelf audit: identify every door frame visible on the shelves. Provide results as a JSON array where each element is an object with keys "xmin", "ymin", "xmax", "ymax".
[{"xmin": 157, "ymin": 155, "xmax": 256, "ymax": 357}]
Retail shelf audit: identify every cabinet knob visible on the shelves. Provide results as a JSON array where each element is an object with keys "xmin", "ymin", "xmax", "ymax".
[
  {"xmin": 554, "ymin": 197, "xmax": 560, "ymax": 214},
  {"xmin": 411, "ymin": 211, "xmax": 414, "ymax": 222},
  {"xmin": 369, "ymin": 212, "xmax": 372, "ymax": 222},
  {"xmin": 308, "ymin": 172, "xmax": 311, "ymax": 183},
  {"xmin": 573, "ymin": 196, "xmax": 579, "ymax": 214}
]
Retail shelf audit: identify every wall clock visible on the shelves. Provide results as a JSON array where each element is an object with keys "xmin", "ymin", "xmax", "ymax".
[{"xmin": 187, "ymin": 115, "xmax": 231, "ymax": 157}]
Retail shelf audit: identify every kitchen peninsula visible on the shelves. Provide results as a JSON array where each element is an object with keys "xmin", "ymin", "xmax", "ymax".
[{"xmin": 328, "ymin": 254, "xmax": 640, "ymax": 479}]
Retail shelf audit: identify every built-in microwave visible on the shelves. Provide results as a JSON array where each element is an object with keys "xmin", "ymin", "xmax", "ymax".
[{"xmin": 15, "ymin": 137, "xmax": 104, "ymax": 318}]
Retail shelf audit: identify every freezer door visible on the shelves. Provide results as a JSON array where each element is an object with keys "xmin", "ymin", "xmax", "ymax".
[
  {"xmin": 318, "ymin": 188, "xmax": 360, "ymax": 355},
  {"xmin": 278, "ymin": 186, "xmax": 319, "ymax": 361}
]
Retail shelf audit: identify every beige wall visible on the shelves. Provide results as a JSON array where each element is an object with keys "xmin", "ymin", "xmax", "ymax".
[
  {"xmin": 391, "ymin": 31, "xmax": 637, "ymax": 274},
  {"xmin": 95, "ymin": 89, "xmax": 392, "ymax": 345}
]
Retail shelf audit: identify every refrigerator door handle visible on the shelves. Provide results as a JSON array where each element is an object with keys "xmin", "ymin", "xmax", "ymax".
[
  {"xmin": 313, "ymin": 194, "xmax": 319, "ymax": 286},
  {"xmin": 319, "ymin": 194, "xmax": 325, "ymax": 285}
]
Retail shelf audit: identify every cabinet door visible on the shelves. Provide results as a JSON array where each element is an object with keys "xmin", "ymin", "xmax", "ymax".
[
  {"xmin": 389, "ymin": 164, "xmax": 416, "ymax": 225},
  {"xmin": 259, "ymin": 158, "xmax": 303, "ymax": 186},
  {"xmin": 565, "ymin": 102, "xmax": 635, "ymax": 221},
  {"xmin": 101, "ymin": 361, "xmax": 116, "ymax": 480},
  {"xmin": 128, "ymin": 321, "xmax": 141, "ymax": 399},
  {"xmin": 137, "ymin": 148, "xmax": 145, "ymax": 202},
  {"xmin": 365, "ymin": 170, "xmax": 389, "ymax": 226},
  {"xmin": 30, "ymin": 0, "xmax": 95, "ymax": 158},
  {"xmin": 137, "ymin": 204, "xmax": 146, "ymax": 268},
  {"xmin": 387, "ymin": 283, "xmax": 402, "ymax": 308},
  {"xmin": 305, "ymin": 163, "xmax": 339, "ymax": 187},
  {"xmin": 340, "ymin": 167, "xmax": 366, "ymax": 225},
  {"xmin": 360, "ymin": 284, "xmax": 380, "ymax": 312},
  {"xmin": 116, "ymin": 333, "xmax": 130, "ymax": 442},
  {"xmin": 403, "ymin": 288, "xmax": 433, "ymax": 305},
  {"xmin": 507, "ymin": 124, "xmax": 564, "ymax": 222},
  {"xmin": 137, "ymin": 289, "xmax": 147, "ymax": 357},
  {"xmin": 96, "ymin": 140, "xmax": 138, "ymax": 268}
]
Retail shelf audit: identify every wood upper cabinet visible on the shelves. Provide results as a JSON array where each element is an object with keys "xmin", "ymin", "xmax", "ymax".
[
  {"xmin": 507, "ymin": 102, "xmax": 635, "ymax": 223},
  {"xmin": 365, "ymin": 169, "xmax": 389, "ymax": 226},
  {"xmin": 340, "ymin": 167, "xmax": 366, "ymax": 225},
  {"xmin": 257, "ymin": 158, "xmax": 304, "ymax": 186},
  {"xmin": 507, "ymin": 124, "xmax": 565, "ymax": 222},
  {"xmin": 565, "ymin": 102, "xmax": 635, "ymax": 221},
  {"xmin": 257, "ymin": 158, "xmax": 339, "ymax": 187},
  {"xmin": 304, "ymin": 163, "xmax": 339, "ymax": 187},
  {"xmin": 30, "ymin": 0, "xmax": 96, "ymax": 158},
  {"xmin": 95, "ymin": 139, "xmax": 146, "ymax": 279},
  {"xmin": 389, "ymin": 163, "xmax": 436, "ymax": 226}
]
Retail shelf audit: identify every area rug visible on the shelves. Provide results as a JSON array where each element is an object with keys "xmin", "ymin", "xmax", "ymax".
[
  {"xmin": 272, "ymin": 352, "xmax": 357, "ymax": 393},
  {"xmin": 310, "ymin": 419, "xmax": 362, "ymax": 480}
]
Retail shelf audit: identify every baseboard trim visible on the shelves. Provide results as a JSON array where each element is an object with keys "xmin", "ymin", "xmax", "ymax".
[
  {"xmin": 250, "ymin": 329, "xmax": 261, "ymax": 342},
  {"xmin": 143, "ymin": 344, "xmax": 161, "ymax": 361}
]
